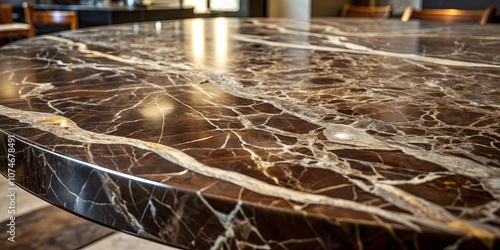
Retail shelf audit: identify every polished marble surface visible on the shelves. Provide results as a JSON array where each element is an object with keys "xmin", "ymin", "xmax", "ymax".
[
  {"xmin": 0, "ymin": 177, "xmax": 176, "ymax": 249},
  {"xmin": 0, "ymin": 18, "xmax": 499, "ymax": 249}
]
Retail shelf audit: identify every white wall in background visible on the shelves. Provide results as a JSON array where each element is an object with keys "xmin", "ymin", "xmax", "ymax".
[
  {"xmin": 181, "ymin": 0, "xmax": 240, "ymax": 13},
  {"xmin": 183, "ymin": 0, "xmax": 208, "ymax": 12},
  {"xmin": 211, "ymin": 0, "xmax": 240, "ymax": 11},
  {"xmin": 268, "ymin": 0, "xmax": 311, "ymax": 20}
]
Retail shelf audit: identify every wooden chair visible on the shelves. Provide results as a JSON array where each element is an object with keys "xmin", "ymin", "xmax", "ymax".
[
  {"xmin": 0, "ymin": 4, "xmax": 32, "ymax": 42},
  {"xmin": 0, "ymin": 4, "xmax": 13, "ymax": 24},
  {"xmin": 23, "ymin": 2, "xmax": 78, "ymax": 37},
  {"xmin": 401, "ymin": 6, "xmax": 496, "ymax": 25},
  {"xmin": 341, "ymin": 4, "xmax": 392, "ymax": 19}
]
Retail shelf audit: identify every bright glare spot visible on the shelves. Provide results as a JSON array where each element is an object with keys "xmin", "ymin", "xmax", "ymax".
[{"xmin": 335, "ymin": 133, "xmax": 351, "ymax": 140}]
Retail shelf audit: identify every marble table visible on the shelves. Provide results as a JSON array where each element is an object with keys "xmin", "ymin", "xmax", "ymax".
[{"xmin": 0, "ymin": 18, "xmax": 499, "ymax": 249}]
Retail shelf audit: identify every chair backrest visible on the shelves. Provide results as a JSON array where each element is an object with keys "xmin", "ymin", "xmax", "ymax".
[
  {"xmin": 0, "ymin": 4, "xmax": 14, "ymax": 24},
  {"xmin": 341, "ymin": 4, "xmax": 391, "ymax": 19},
  {"xmin": 22, "ymin": 2, "xmax": 35, "ymax": 37},
  {"xmin": 401, "ymin": 6, "xmax": 496, "ymax": 25},
  {"xmin": 22, "ymin": 2, "xmax": 78, "ymax": 36},
  {"xmin": 0, "ymin": 4, "xmax": 31, "ymax": 41}
]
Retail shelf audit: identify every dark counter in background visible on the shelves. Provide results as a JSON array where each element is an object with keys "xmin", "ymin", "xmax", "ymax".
[
  {"xmin": 11, "ymin": 3, "xmax": 194, "ymax": 30},
  {"xmin": 7, "ymin": 0, "xmax": 266, "ymax": 33}
]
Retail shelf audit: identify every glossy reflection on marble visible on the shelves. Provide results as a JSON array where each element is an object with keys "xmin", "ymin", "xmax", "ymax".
[{"xmin": 0, "ymin": 18, "xmax": 499, "ymax": 249}]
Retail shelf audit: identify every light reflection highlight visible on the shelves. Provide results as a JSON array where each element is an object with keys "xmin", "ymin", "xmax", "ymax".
[
  {"xmin": 133, "ymin": 23, "xmax": 139, "ymax": 34},
  {"xmin": 334, "ymin": 133, "xmax": 352, "ymax": 140},
  {"xmin": 140, "ymin": 98, "xmax": 175, "ymax": 120},
  {"xmin": 190, "ymin": 19, "xmax": 205, "ymax": 65},
  {"xmin": 155, "ymin": 21, "xmax": 162, "ymax": 34},
  {"xmin": 214, "ymin": 18, "xmax": 228, "ymax": 72}
]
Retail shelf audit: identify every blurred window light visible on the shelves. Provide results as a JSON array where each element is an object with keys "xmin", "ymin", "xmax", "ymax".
[
  {"xmin": 183, "ymin": 0, "xmax": 239, "ymax": 13},
  {"xmin": 211, "ymin": 0, "xmax": 239, "ymax": 11}
]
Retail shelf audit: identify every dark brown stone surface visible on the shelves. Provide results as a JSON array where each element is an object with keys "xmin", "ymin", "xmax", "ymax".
[{"xmin": 0, "ymin": 18, "xmax": 499, "ymax": 249}]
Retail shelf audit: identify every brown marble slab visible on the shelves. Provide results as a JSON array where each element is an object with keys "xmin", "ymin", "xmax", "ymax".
[{"xmin": 0, "ymin": 18, "xmax": 499, "ymax": 249}]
